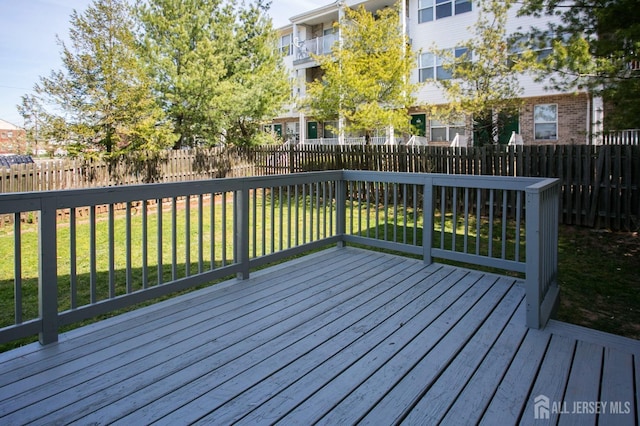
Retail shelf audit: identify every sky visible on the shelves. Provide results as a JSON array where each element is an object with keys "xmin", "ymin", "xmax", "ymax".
[{"xmin": 0, "ymin": 0, "xmax": 330, "ymax": 127}]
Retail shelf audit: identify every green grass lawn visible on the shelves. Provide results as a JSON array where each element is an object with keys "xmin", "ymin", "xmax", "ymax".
[
  {"xmin": 1, "ymin": 198, "xmax": 638, "ymax": 353},
  {"xmin": 557, "ymin": 226, "xmax": 640, "ymax": 339}
]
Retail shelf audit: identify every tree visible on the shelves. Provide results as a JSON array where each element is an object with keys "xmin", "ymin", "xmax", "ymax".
[
  {"xmin": 303, "ymin": 2, "xmax": 418, "ymax": 143},
  {"xmin": 517, "ymin": 0, "xmax": 640, "ymax": 129},
  {"xmin": 137, "ymin": 0, "xmax": 288, "ymax": 147},
  {"xmin": 218, "ymin": 1, "xmax": 289, "ymax": 146},
  {"xmin": 19, "ymin": 0, "xmax": 175, "ymax": 157},
  {"xmin": 427, "ymin": 0, "xmax": 524, "ymax": 145}
]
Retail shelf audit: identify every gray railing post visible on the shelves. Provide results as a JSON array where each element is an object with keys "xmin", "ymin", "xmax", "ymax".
[
  {"xmin": 423, "ymin": 177, "xmax": 434, "ymax": 265},
  {"xmin": 525, "ymin": 180, "xmax": 560, "ymax": 329},
  {"xmin": 525, "ymin": 187, "xmax": 542, "ymax": 328},
  {"xmin": 235, "ymin": 187, "xmax": 250, "ymax": 280},
  {"xmin": 38, "ymin": 198, "xmax": 58, "ymax": 344},
  {"xmin": 336, "ymin": 174, "xmax": 347, "ymax": 247}
]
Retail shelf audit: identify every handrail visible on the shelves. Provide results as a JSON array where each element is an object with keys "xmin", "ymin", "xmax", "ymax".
[{"xmin": 0, "ymin": 170, "xmax": 559, "ymax": 346}]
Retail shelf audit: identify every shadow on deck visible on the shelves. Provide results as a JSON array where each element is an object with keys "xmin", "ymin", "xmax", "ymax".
[{"xmin": 1, "ymin": 247, "xmax": 639, "ymax": 425}]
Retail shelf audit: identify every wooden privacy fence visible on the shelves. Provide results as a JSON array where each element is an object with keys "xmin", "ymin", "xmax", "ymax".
[
  {"xmin": 0, "ymin": 147, "xmax": 255, "ymax": 193},
  {"xmin": 252, "ymin": 144, "xmax": 639, "ymax": 231},
  {"xmin": 0, "ymin": 144, "xmax": 638, "ymax": 231}
]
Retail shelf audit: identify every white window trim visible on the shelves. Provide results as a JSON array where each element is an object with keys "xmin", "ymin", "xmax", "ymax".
[
  {"xmin": 533, "ymin": 104, "xmax": 558, "ymax": 140},
  {"xmin": 419, "ymin": 48, "xmax": 468, "ymax": 82},
  {"xmin": 418, "ymin": 0, "xmax": 471, "ymax": 23}
]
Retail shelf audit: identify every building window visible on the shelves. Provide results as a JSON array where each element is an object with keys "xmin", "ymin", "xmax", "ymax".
[
  {"xmin": 419, "ymin": 48, "xmax": 468, "ymax": 82},
  {"xmin": 324, "ymin": 121, "xmax": 338, "ymax": 138},
  {"xmin": 419, "ymin": 0, "xmax": 471, "ymax": 23},
  {"xmin": 418, "ymin": 0, "xmax": 434, "ymax": 23},
  {"xmin": 534, "ymin": 104, "xmax": 558, "ymax": 140},
  {"xmin": 430, "ymin": 118, "xmax": 465, "ymax": 142},
  {"xmin": 280, "ymin": 34, "xmax": 292, "ymax": 56}
]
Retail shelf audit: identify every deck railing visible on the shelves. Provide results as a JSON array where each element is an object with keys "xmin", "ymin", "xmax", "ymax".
[{"xmin": 0, "ymin": 171, "xmax": 559, "ymax": 346}]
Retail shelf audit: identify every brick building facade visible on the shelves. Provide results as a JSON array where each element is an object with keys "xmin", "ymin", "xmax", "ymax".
[{"xmin": 0, "ymin": 119, "xmax": 27, "ymax": 154}]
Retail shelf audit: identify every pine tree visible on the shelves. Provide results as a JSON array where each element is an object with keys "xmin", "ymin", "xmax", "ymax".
[
  {"xmin": 517, "ymin": 0, "xmax": 640, "ymax": 129},
  {"xmin": 20, "ymin": 0, "xmax": 175, "ymax": 157},
  {"xmin": 219, "ymin": 0, "xmax": 289, "ymax": 146},
  {"xmin": 303, "ymin": 2, "xmax": 418, "ymax": 143},
  {"xmin": 137, "ymin": 0, "xmax": 287, "ymax": 147},
  {"xmin": 428, "ymin": 0, "xmax": 524, "ymax": 145}
]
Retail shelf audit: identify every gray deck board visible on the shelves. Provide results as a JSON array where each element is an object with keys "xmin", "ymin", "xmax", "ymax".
[{"xmin": 0, "ymin": 246, "xmax": 638, "ymax": 425}]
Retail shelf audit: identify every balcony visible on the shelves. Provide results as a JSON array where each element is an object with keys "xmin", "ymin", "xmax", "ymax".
[
  {"xmin": 1, "ymin": 171, "xmax": 638, "ymax": 423},
  {"xmin": 293, "ymin": 33, "xmax": 338, "ymax": 66}
]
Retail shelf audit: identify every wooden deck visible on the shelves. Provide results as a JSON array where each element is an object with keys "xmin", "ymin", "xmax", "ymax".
[{"xmin": 1, "ymin": 247, "xmax": 638, "ymax": 425}]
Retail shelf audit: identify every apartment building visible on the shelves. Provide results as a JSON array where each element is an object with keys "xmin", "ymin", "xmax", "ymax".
[{"xmin": 271, "ymin": 0, "xmax": 600, "ymax": 146}]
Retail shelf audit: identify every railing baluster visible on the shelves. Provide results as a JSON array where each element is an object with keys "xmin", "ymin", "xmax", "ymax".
[
  {"xmin": 90, "ymin": 205, "xmax": 97, "ymax": 302},
  {"xmin": 384, "ymin": 182, "xmax": 388, "ymax": 241},
  {"xmin": 171, "ymin": 197, "xmax": 177, "ymax": 281},
  {"xmin": 210, "ymin": 193, "xmax": 216, "ymax": 269},
  {"xmin": 294, "ymin": 185, "xmax": 299, "ymax": 247},
  {"xmin": 157, "ymin": 198, "xmax": 163, "ymax": 285},
  {"xmin": 13, "ymin": 213, "xmax": 22, "ymax": 324},
  {"xmin": 393, "ymin": 183, "xmax": 398, "ymax": 243},
  {"xmin": 316, "ymin": 182, "xmax": 321, "ymax": 241},
  {"xmin": 476, "ymin": 188, "xmax": 481, "ymax": 256},
  {"xmin": 185, "ymin": 195, "xmax": 191, "ymax": 277},
  {"xmin": 126, "ymin": 202, "xmax": 132, "ymax": 293},
  {"xmin": 70, "ymin": 208, "xmax": 78, "ymax": 306},
  {"xmin": 108, "ymin": 203, "xmax": 115, "ymax": 298},
  {"xmin": 403, "ymin": 183, "xmax": 407, "ymax": 244},
  {"xmin": 222, "ymin": 192, "xmax": 227, "ymax": 267},
  {"xmin": 278, "ymin": 186, "xmax": 283, "ymax": 251},
  {"xmin": 440, "ymin": 186, "xmax": 445, "ymax": 250},
  {"xmin": 287, "ymin": 185, "xmax": 291, "ymax": 248},
  {"xmin": 198, "ymin": 194, "xmax": 204, "ymax": 273},
  {"xmin": 502, "ymin": 190, "xmax": 508, "ymax": 260},
  {"xmin": 452, "ymin": 187, "xmax": 458, "ymax": 252},
  {"xmin": 464, "ymin": 188, "xmax": 469, "ymax": 254},
  {"xmin": 302, "ymin": 184, "xmax": 307, "ymax": 244},
  {"xmin": 270, "ymin": 187, "xmax": 275, "ymax": 254},
  {"xmin": 515, "ymin": 191, "xmax": 522, "ymax": 262},
  {"xmin": 142, "ymin": 200, "xmax": 148, "ymax": 288},
  {"xmin": 413, "ymin": 185, "xmax": 418, "ymax": 246},
  {"xmin": 488, "ymin": 190, "xmax": 494, "ymax": 257},
  {"xmin": 261, "ymin": 188, "xmax": 266, "ymax": 256}
]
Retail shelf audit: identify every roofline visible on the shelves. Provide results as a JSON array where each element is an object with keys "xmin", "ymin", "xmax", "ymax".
[{"xmin": 289, "ymin": 1, "xmax": 342, "ymax": 24}]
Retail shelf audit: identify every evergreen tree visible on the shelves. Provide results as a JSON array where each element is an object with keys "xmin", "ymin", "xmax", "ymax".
[
  {"xmin": 517, "ymin": 0, "xmax": 640, "ymax": 129},
  {"xmin": 19, "ymin": 0, "xmax": 175, "ymax": 157},
  {"xmin": 428, "ymin": 0, "xmax": 524, "ymax": 145},
  {"xmin": 138, "ymin": 0, "xmax": 287, "ymax": 147},
  {"xmin": 220, "ymin": 0, "xmax": 289, "ymax": 146},
  {"xmin": 303, "ymin": 2, "xmax": 418, "ymax": 143}
]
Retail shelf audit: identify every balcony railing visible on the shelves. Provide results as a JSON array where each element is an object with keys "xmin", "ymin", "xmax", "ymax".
[
  {"xmin": 0, "ymin": 171, "xmax": 559, "ymax": 346},
  {"xmin": 294, "ymin": 33, "xmax": 338, "ymax": 63},
  {"xmin": 304, "ymin": 137, "xmax": 389, "ymax": 145}
]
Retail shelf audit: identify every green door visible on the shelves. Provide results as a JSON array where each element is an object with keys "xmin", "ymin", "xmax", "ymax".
[
  {"xmin": 411, "ymin": 114, "xmax": 426, "ymax": 137},
  {"xmin": 273, "ymin": 124, "xmax": 282, "ymax": 138},
  {"xmin": 498, "ymin": 112, "xmax": 519, "ymax": 145},
  {"xmin": 307, "ymin": 121, "xmax": 318, "ymax": 140}
]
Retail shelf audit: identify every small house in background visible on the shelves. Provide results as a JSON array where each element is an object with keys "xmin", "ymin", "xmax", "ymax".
[{"xmin": 0, "ymin": 118, "xmax": 27, "ymax": 154}]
